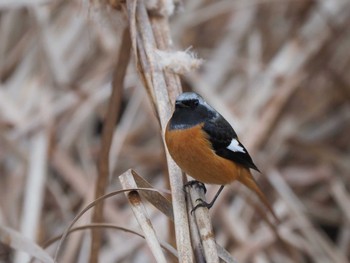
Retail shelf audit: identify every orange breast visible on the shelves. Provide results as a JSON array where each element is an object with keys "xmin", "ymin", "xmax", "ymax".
[{"xmin": 165, "ymin": 123, "xmax": 245, "ymax": 185}]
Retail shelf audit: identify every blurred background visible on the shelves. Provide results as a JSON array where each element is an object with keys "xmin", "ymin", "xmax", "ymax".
[{"xmin": 0, "ymin": 0, "xmax": 350, "ymax": 262}]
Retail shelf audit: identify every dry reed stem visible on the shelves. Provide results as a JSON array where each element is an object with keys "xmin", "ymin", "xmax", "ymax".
[
  {"xmin": 185, "ymin": 193, "xmax": 206, "ymax": 263},
  {"xmin": 125, "ymin": 1, "xmax": 196, "ymax": 261},
  {"xmin": 119, "ymin": 171, "xmax": 167, "ymax": 263},
  {"xmin": 187, "ymin": 184, "xmax": 219, "ymax": 263},
  {"xmin": 14, "ymin": 131, "xmax": 49, "ymax": 263},
  {"xmin": 108, "ymin": 88, "xmax": 142, "ymax": 173},
  {"xmin": 90, "ymin": 27, "xmax": 130, "ymax": 263}
]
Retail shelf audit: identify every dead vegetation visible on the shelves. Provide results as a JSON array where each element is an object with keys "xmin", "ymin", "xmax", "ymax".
[{"xmin": 0, "ymin": 0, "xmax": 350, "ymax": 262}]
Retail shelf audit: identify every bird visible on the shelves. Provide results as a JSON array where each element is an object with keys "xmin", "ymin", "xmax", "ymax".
[{"xmin": 165, "ymin": 92, "xmax": 278, "ymax": 221}]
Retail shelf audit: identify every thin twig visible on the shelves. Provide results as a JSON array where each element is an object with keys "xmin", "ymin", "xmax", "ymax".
[{"xmin": 90, "ymin": 27, "xmax": 131, "ymax": 263}]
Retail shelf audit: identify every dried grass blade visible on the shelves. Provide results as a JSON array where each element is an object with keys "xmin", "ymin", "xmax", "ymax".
[
  {"xmin": 119, "ymin": 171, "xmax": 167, "ymax": 263},
  {"xmin": 131, "ymin": 170, "xmax": 174, "ymax": 220},
  {"xmin": 44, "ymin": 223, "xmax": 177, "ymax": 260},
  {"xmin": 53, "ymin": 187, "xmax": 159, "ymax": 261},
  {"xmin": 0, "ymin": 225, "xmax": 53, "ymax": 263}
]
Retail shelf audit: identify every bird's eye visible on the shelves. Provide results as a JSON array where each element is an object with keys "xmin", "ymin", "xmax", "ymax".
[
  {"xmin": 175, "ymin": 99, "xmax": 199, "ymax": 109},
  {"xmin": 188, "ymin": 99, "xmax": 199, "ymax": 108}
]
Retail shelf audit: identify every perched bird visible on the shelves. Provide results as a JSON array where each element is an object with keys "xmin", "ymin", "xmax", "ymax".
[{"xmin": 165, "ymin": 92, "xmax": 278, "ymax": 221}]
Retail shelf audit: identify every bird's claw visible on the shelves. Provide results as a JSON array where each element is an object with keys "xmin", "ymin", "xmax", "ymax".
[
  {"xmin": 190, "ymin": 198, "xmax": 212, "ymax": 214},
  {"xmin": 184, "ymin": 180, "xmax": 207, "ymax": 194}
]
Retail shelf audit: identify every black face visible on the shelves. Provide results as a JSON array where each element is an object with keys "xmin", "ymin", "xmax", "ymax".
[
  {"xmin": 175, "ymin": 98, "xmax": 199, "ymax": 109},
  {"xmin": 169, "ymin": 98, "xmax": 216, "ymax": 130}
]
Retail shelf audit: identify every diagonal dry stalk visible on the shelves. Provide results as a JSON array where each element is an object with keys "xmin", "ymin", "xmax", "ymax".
[
  {"xmin": 119, "ymin": 171, "xmax": 168, "ymax": 263},
  {"xmin": 0, "ymin": 225, "xmax": 53, "ymax": 263},
  {"xmin": 124, "ymin": 1, "xmax": 194, "ymax": 262}
]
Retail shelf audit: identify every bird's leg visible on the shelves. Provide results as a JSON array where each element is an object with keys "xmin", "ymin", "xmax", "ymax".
[
  {"xmin": 191, "ymin": 185, "xmax": 225, "ymax": 213},
  {"xmin": 184, "ymin": 180, "xmax": 207, "ymax": 194}
]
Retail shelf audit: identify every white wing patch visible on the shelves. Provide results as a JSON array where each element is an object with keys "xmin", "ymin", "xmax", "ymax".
[{"xmin": 227, "ymin": 139, "xmax": 245, "ymax": 153}]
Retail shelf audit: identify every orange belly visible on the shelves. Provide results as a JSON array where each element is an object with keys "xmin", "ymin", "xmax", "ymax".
[{"xmin": 165, "ymin": 123, "xmax": 247, "ymax": 185}]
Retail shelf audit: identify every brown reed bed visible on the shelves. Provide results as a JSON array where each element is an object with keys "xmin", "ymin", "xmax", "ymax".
[{"xmin": 0, "ymin": 0, "xmax": 349, "ymax": 262}]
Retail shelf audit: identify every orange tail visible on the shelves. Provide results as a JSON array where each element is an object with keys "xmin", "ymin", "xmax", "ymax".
[{"xmin": 238, "ymin": 171, "xmax": 279, "ymax": 223}]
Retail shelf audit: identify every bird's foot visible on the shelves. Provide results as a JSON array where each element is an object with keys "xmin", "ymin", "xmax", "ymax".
[
  {"xmin": 191, "ymin": 198, "xmax": 213, "ymax": 214},
  {"xmin": 183, "ymin": 180, "xmax": 207, "ymax": 194}
]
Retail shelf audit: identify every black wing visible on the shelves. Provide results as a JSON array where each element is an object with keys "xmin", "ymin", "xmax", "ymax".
[{"xmin": 203, "ymin": 116, "xmax": 260, "ymax": 172}]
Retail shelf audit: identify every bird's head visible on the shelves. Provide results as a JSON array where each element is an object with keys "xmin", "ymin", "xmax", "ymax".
[{"xmin": 169, "ymin": 92, "xmax": 218, "ymax": 130}]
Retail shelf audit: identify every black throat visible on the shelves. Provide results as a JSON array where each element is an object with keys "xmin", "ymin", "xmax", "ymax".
[{"xmin": 168, "ymin": 105, "xmax": 216, "ymax": 130}]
